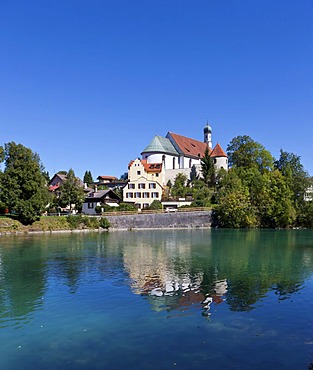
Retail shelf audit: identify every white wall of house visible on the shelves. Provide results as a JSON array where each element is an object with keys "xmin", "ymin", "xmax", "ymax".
[
  {"xmin": 123, "ymin": 177, "xmax": 163, "ymax": 209},
  {"xmin": 82, "ymin": 200, "xmax": 119, "ymax": 215}
]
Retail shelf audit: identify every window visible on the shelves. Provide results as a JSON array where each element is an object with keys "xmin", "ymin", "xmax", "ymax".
[
  {"xmin": 156, "ymin": 173, "xmax": 159, "ymax": 177},
  {"xmin": 128, "ymin": 183, "xmax": 135, "ymax": 189},
  {"xmin": 189, "ymin": 159, "xmax": 192, "ymax": 168},
  {"xmin": 149, "ymin": 183, "xmax": 156, "ymax": 189},
  {"xmin": 214, "ymin": 159, "xmax": 217, "ymax": 164},
  {"xmin": 88, "ymin": 202, "xmax": 94, "ymax": 209},
  {"xmin": 137, "ymin": 171, "xmax": 141, "ymax": 175},
  {"xmin": 173, "ymin": 157, "xmax": 175, "ymax": 169},
  {"xmin": 143, "ymin": 192, "xmax": 150, "ymax": 198},
  {"xmin": 152, "ymin": 192, "xmax": 159, "ymax": 198},
  {"xmin": 138, "ymin": 183, "xmax": 145, "ymax": 189},
  {"xmin": 126, "ymin": 192, "xmax": 133, "ymax": 198},
  {"xmin": 135, "ymin": 192, "xmax": 141, "ymax": 198}
]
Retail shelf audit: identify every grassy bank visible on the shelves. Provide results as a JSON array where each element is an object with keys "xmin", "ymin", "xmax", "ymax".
[{"xmin": 0, "ymin": 215, "xmax": 110, "ymax": 234}]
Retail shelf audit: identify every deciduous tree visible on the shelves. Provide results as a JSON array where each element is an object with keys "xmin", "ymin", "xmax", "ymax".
[
  {"xmin": 0, "ymin": 142, "xmax": 49, "ymax": 225},
  {"xmin": 59, "ymin": 169, "xmax": 85, "ymax": 212}
]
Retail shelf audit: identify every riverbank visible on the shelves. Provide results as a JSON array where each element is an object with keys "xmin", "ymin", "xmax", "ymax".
[{"xmin": 0, "ymin": 211, "xmax": 212, "ymax": 234}]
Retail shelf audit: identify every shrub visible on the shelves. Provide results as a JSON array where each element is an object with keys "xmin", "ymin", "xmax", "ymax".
[
  {"xmin": 99, "ymin": 217, "xmax": 110, "ymax": 229},
  {"xmin": 66, "ymin": 215, "xmax": 82, "ymax": 229}
]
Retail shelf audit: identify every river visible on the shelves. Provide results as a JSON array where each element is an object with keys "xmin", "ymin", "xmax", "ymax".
[{"xmin": 0, "ymin": 229, "xmax": 313, "ymax": 369}]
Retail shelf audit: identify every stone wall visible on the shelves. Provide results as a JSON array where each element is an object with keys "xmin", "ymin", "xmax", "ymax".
[{"xmin": 105, "ymin": 211, "xmax": 212, "ymax": 229}]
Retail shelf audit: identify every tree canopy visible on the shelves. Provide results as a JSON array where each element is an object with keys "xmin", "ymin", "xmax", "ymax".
[
  {"xmin": 0, "ymin": 142, "xmax": 49, "ymax": 225},
  {"xmin": 59, "ymin": 169, "xmax": 85, "ymax": 212},
  {"xmin": 227, "ymin": 135, "xmax": 274, "ymax": 172},
  {"xmin": 83, "ymin": 170, "xmax": 94, "ymax": 186}
]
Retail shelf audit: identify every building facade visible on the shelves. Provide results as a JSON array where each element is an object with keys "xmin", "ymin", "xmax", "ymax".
[{"xmin": 123, "ymin": 124, "xmax": 228, "ymax": 209}]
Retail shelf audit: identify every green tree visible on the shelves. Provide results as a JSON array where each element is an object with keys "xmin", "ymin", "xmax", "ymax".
[
  {"xmin": 59, "ymin": 169, "xmax": 85, "ymax": 212},
  {"xmin": 171, "ymin": 173, "xmax": 188, "ymax": 198},
  {"xmin": 227, "ymin": 135, "xmax": 273, "ymax": 172},
  {"xmin": 0, "ymin": 142, "xmax": 49, "ymax": 225},
  {"xmin": 201, "ymin": 147, "xmax": 215, "ymax": 187},
  {"xmin": 215, "ymin": 170, "xmax": 258, "ymax": 228},
  {"xmin": 83, "ymin": 170, "xmax": 94, "ymax": 186},
  {"xmin": 274, "ymin": 150, "xmax": 309, "ymax": 206}
]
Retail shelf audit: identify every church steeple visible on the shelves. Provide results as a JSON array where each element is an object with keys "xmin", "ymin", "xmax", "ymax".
[{"xmin": 203, "ymin": 121, "xmax": 212, "ymax": 148}]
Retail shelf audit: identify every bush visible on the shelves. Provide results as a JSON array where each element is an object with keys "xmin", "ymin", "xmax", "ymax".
[
  {"xmin": 147, "ymin": 200, "xmax": 162, "ymax": 210},
  {"xmin": 81, "ymin": 216, "xmax": 99, "ymax": 229},
  {"xmin": 99, "ymin": 217, "xmax": 110, "ymax": 229},
  {"xmin": 118, "ymin": 203, "xmax": 137, "ymax": 211},
  {"xmin": 66, "ymin": 215, "xmax": 82, "ymax": 229}
]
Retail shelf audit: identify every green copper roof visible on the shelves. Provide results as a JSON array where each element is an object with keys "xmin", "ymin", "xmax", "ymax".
[{"xmin": 141, "ymin": 135, "xmax": 178, "ymax": 156}]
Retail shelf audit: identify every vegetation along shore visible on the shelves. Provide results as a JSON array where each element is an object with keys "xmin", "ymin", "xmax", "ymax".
[{"xmin": 0, "ymin": 135, "xmax": 312, "ymax": 230}]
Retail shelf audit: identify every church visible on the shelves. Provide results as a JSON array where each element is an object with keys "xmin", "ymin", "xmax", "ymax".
[{"xmin": 123, "ymin": 123, "xmax": 228, "ymax": 209}]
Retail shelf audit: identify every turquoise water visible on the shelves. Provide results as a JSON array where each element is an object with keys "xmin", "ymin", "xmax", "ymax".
[{"xmin": 0, "ymin": 229, "xmax": 313, "ymax": 369}]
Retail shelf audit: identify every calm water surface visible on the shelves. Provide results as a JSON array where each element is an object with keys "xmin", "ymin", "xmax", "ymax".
[{"xmin": 0, "ymin": 229, "xmax": 313, "ymax": 370}]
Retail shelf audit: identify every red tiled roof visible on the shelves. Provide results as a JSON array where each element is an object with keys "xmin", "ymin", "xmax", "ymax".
[
  {"xmin": 128, "ymin": 159, "xmax": 162, "ymax": 173},
  {"xmin": 142, "ymin": 162, "xmax": 162, "ymax": 173},
  {"xmin": 210, "ymin": 143, "xmax": 227, "ymax": 158},
  {"xmin": 168, "ymin": 132, "xmax": 211, "ymax": 159},
  {"xmin": 97, "ymin": 176, "xmax": 118, "ymax": 180},
  {"xmin": 49, "ymin": 185, "xmax": 60, "ymax": 191}
]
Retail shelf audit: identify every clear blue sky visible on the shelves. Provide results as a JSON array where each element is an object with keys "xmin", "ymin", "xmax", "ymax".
[{"xmin": 1, "ymin": 0, "xmax": 312, "ymax": 179}]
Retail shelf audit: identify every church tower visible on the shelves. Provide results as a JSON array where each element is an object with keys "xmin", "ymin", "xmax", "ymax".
[{"xmin": 203, "ymin": 122, "xmax": 212, "ymax": 148}]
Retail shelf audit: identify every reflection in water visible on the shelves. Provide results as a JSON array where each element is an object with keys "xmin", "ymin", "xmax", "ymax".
[
  {"xmin": 0, "ymin": 230, "xmax": 312, "ymax": 325},
  {"xmin": 0, "ymin": 230, "xmax": 313, "ymax": 369},
  {"xmin": 121, "ymin": 231, "xmax": 229, "ymax": 316}
]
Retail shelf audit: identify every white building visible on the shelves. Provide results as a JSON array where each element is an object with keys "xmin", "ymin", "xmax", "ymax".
[{"xmin": 123, "ymin": 124, "xmax": 228, "ymax": 209}]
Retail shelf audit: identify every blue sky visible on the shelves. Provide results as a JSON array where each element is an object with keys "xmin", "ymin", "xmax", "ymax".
[{"xmin": 1, "ymin": 0, "xmax": 312, "ymax": 179}]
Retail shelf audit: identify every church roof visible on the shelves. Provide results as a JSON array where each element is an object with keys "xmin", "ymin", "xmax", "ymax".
[
  {"xmin": 141, "ymin": 135, "xmax": 178, "ymax": 156},
  {"xmin": 210, "ymin": 143, "xmax": 227, "ymax": 158},
  {"xmin": 167, "ymin": 132, "xmax": 209, "ymax": 159}
]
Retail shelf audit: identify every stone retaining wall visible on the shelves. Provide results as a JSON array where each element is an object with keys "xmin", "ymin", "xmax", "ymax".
[{"xmin": 105, "ymin": 211, "xmax": 212, "ymax": 229}]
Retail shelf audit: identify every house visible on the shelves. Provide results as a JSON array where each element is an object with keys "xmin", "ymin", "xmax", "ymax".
[
  {"xmin": 49, "ymin": 172, "xmax": 88, "ymax": 193},
  {"xmin": 95, "ymin": 175, "xmax": 128, "ymax": 190},
  {"xmin": 123, "ymin": 159, "xmax": 164, "ymax": 209},
  {"xmin": 82, "ymin": 189, "xmax": 121, "ymax": 215},
  {"xmin": 123, "ymin": 123, "xmax": 228, "ymax": 209}
]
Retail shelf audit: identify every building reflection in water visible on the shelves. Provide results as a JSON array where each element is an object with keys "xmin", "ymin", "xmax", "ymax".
[{"xmin": 122, "ymin": 231, "xmax": 228, "ymax": 317}]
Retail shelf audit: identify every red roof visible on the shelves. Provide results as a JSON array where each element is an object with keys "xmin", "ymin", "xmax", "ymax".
[
  {"xmin": 210, "ymin": 143, "xmax": 227, "ymax": 158},
  {"xmin": 168, "ymin": 132, "xmax": 210, "ymax": 159},
  {"xmin": 129, "ymin": 159, "xmax": 162, "ymax": 173},
  {"xmin": 49, "ymin": 185, "xmax": 60, "ymax": 192},
  {"xmin": 97, "ymin": 176, "xmax": 118, "ymax": 180}
]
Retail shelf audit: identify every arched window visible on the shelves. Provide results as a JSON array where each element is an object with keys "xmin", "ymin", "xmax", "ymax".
[{"xmin": 162, "ymin": 155, "xmax": 166, "ymax": 169}]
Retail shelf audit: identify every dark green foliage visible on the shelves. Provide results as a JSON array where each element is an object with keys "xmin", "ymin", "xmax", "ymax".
[
  {"xmin": 95, "ymin": 204, "xmax": 113, "ymax": 213},
  {"xmin": 120, "ymin": 172, "xmax": 128, "ymax": 180},
  {"xmin": 83, "ymin": 170, "xmax": 94, "ymax": 186},
  {"xmin": 201, "ymin": 147, "xmax": 215, "ymax": 186},
  {"xmin": 118, "ymin": 202, "xmax": 137, "ymax": 211},
  {"xmin": 171, "ymin": 173, "xmax": 188, "ymax": 198},
  {"xmin": 0, "ymin": 142, "xmax": 49, "ymax": 225},
  {"xmin": 99, "ymin": 217, "xmax": 110, "ymax": 229},
  {"xmin": 147, "ymin": 200, "xmax": 162, "ymax": 210},
  {"xmin": 59, "ymin": 169, "xmax": 85, "ymax": 212}
]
